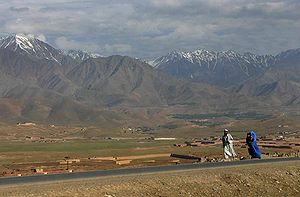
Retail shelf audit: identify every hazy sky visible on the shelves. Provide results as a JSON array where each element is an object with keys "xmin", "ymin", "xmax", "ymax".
[{"xmin": 0, "ymin": 0, "xmax": 300, "ymax": 58}]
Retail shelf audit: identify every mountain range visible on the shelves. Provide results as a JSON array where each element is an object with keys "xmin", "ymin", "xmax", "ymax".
[
  {"xmin": 152, "ymin": 48, "xmax": 300, "ymax": 106},
  {"xmin": 0, "ymin": 34, "xmax": 229, "ymax": 126},
  {"xmin": 0, "ymin": 33, "xmax": 300, "ymax": 126},
  {"xmin": 151, "ymin": 49, "xmax": 296, "ymax": 87}
]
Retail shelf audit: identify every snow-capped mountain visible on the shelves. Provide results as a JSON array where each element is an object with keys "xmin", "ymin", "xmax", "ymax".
[
  {"xmin": 65, "ymin": 49, "xmax": 102, "ymax": 61},
  {"xmin": 152, "ymin": 49, "xmax": 276, "ymax": 69},
  {"xmin": 0, "ymin": 34, "xmax": 104, "ymax": 65},
  {"xmin": 152, "ymin": 49, "xmax": 277, "ymax": 87},
  {"xmin": 0, "ymin": 34, "xmax": 63, "ymax": 63}
]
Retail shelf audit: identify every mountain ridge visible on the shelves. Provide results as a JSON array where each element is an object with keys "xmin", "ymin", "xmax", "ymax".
[
  {"xmin": 151, "ymin": 48, "xmax": 300, "ymax": 87},
  {"xmin": 0, "ymin": 34, "xmax": 233, "ymax": 126}
]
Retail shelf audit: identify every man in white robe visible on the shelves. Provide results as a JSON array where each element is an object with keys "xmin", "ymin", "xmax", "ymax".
[{"xmin": 222, "ymin": 128, "xmax": 237, "ymax": 160}]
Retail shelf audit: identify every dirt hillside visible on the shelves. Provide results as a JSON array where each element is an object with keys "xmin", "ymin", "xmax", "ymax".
[{"xmin": 0, "ymin": 161, "xmax": 299, "ymax": 197}]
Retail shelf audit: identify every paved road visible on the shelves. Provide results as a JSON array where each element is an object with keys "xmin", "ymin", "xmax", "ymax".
[{"xmin": 0, "ymin": 157, "xmax": 299, "ymax": 186}]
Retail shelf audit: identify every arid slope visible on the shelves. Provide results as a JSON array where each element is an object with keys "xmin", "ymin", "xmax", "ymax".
[{"xmin": 0, "ymin": 161, "xmax": 299, "ymax": 197}]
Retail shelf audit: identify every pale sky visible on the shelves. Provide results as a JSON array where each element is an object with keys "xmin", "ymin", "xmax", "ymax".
[{"xmin": 0, "ymin": 0, "xmax": 300, "ymax": 58}]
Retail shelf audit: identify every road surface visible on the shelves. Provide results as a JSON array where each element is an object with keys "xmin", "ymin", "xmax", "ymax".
[{"xmin": 0, "ymin": 157, "xmax": 299, "ymax": 186}]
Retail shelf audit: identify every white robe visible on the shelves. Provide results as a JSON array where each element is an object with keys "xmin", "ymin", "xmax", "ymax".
[{"xmin": 222, "ymin": 134, "xmax": 237, "ymax": 159}]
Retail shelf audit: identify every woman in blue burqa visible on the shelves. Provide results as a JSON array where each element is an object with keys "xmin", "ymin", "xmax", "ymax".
[{"xmin": 246, "ymin": 131, "xmax": 261, "ymax": 159}]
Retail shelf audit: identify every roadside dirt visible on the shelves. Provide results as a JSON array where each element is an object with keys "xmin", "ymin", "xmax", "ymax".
[{"xmin": 0, "ymin": 161, "xmax": 299, "ymax": 197}]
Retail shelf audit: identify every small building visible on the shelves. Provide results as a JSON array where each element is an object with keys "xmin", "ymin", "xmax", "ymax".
[
  {"xmin": 68, "ymin": 159, "xmax": 80, "ymax": 163},
  {"xmin": 88, "ymin": 157, "xmax": 116, "ymax": 161},
  {"xmin": 116, "ymin": 160, "xmax": 131, "ymax": 165},
  {"xmin": 201, "ymin": 141, "xmax": 215, "ymax": 145},
  {"xmin": 59, "ymin": 159, "xmax": 80, "ymax": 164},
  {"xmin": 154, "ymin": 138, "xmax": 176, "ymax": 141},
  {"xmin": 17, "ymin": 122, "xmax": 36, "ymax": 126},
  {"xmin": 173, "ymin": 144, "xmax": 187, "ymax": 147},
  {"xmin": 143, "ymin": 160, "xmax": 156, "ymax": 163},
  {"xmin": 32, "ymin": 168, "xmax": 44, "ymax": 173},
  {"xmin": 185, "ymin": 141, "xmax": 201, "ymax": 146},
  {"xmin": 169, "ymin": 160, "xmax": 180, "ymax": 164}
]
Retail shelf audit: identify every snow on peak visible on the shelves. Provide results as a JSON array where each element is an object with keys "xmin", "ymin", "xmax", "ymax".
[
  {"xmin": 152, "ymin": 48, "xmax": 277, "ymax": 71},
  {"xmin": 152, "ymin": 49, "xmax": 218, "ymax": 66},
  {"xmin": 0, "ymin": 33, "xmax": 43, "ymax": 53},
  {"xmin": 0, "ymin": 34, "xmax": 104, "ymax": 63},
  {"xmin": 0, "ymin": 33, "xmax": 62, "ymax": 63},
  {"xmin": 15, "ymin": 33, "xmax": 35, "ymax": 52},
  {"xmin": 65, "ymin": 49, "xmax": 102, "ymax": 61}
]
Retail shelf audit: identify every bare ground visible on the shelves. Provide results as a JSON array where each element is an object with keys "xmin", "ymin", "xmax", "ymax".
[{"xmin": 0, "ymin": 161, "xmax": 299, "ymax": 197}]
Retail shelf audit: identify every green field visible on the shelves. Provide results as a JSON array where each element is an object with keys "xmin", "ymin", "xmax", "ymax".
[
  {"xmin": 171, "ymin": 112, "xmax": 272, "ymax": 120},
  {"xmin": 0, "ymin": 139, "xmax": 186, "ymax": 164}
]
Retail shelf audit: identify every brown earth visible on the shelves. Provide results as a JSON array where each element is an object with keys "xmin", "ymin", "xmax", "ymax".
[{"xmin": 0, "ymin": 161, "xmax": 299, "ymax": 197}]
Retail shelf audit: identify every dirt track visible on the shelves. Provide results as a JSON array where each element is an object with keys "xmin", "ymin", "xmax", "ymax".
[{"xmin": 0, "ymin": 161, "xmax": 299, "ymax": 197}]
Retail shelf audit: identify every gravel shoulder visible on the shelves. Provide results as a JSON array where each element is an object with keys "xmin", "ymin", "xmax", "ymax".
[{"xmin": 0, "ymin": 161, "xmax": 299, "ymax": 197}]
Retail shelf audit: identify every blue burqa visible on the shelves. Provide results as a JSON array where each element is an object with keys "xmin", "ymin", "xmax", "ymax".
[{"xmin": 246, "ymin": 131, "xmax": 261, "ymax": 159}]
